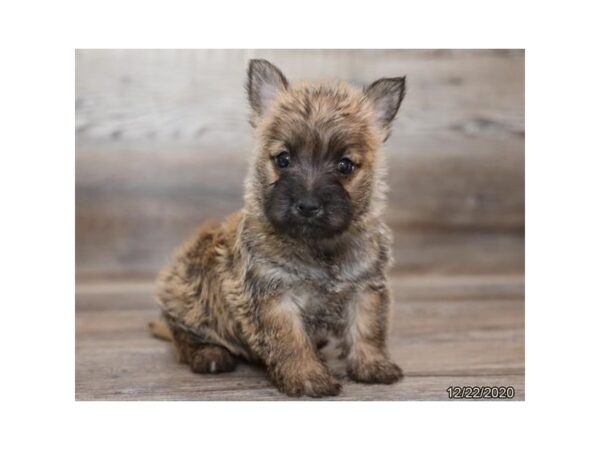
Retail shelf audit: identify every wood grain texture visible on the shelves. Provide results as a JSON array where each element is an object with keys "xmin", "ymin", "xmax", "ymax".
[
  {"xmin": 75, "ymin": 49, "xmax": 524, "ymax": 276},
  {"xmin": 76, "ymin": 275, "xmax": 524, "ymax": 400}
]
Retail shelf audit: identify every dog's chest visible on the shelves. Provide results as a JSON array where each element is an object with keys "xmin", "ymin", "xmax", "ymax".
[
  {"xmin": 285, "ymin": 283, "xmax": 350, "ymax": 332},
  {"xmin": 285, "ymin": 242, "xmax": 380, "ymax": 289},
  {"xmin": 280, "ymin": 250, "xmax": 378, "ymax": 329}
]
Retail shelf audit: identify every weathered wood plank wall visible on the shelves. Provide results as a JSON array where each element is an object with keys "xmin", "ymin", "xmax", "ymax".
[{"xmin": 75, "ymin": 50, "xmax": 524, "ymax": 276}]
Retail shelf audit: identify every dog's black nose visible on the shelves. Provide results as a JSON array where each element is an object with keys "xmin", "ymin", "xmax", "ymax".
[{"xmin": 295, "ymin": 197, "xmax": 322, "ymax": 218}]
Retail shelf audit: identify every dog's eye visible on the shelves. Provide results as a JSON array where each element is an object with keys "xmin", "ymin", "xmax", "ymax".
[
  {"xmin": 337, "ymin": 157, "xmax": 355, "ymax": 175},
  {"xmin": 275, "ymin": 151, "xmax": 290, "ymax": 169}
]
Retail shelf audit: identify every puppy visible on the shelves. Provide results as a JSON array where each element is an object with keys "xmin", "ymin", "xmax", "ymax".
[{"xmin": 153, "ymin": 59, "xmax": 406, "ymax": 397}]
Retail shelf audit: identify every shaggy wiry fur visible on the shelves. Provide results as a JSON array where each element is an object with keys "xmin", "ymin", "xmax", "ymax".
[{"xmin": 152, "ymin": 59, "xmax": 406, "ymax": 397}]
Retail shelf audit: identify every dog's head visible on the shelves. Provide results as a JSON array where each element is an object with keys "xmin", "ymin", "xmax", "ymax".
[{"xmin": 245, "ymin": 59, "xmax": 405, "ymax": 240}]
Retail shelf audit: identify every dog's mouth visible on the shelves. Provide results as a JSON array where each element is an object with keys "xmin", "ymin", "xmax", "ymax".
[
  {"xmin": 272, "ymin": 209, "xmax": 350, "ymax": 240},
  {"xmin": 286, "ymin": 223, "xmax": 339, "ymax": 240}
]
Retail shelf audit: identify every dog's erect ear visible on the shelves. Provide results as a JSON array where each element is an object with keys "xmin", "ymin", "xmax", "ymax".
[
  {"xmin": 246, "ymin": 59, "xmax": 288, "ymax": 122},
  {"xmin": 365, "ymin": 76, "xmax": 406, "ymax": 135}
]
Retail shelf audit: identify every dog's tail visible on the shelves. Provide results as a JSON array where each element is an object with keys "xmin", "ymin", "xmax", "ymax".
[{"xmin": 148, "ymin": 317, "xmax": 173, "ymax": 341}]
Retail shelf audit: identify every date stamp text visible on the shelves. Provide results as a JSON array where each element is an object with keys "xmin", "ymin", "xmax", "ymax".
[{"xmin": 446, "ymin": 386, "xmax": 515, "ymax": 400}]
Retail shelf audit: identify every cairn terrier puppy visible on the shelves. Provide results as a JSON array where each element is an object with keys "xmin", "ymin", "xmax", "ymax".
[{"xmin": 152, "ymin": 59, "xmax": 406, "ymax": 397}]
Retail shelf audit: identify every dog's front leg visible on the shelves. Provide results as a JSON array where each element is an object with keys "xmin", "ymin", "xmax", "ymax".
[
  {"xmin": 256, "ymin": 294, "xmax": 341, "ymax": 398},
  {"xmin": 344, "ymin": 284, "xmax": 403, "ymax": 384}
]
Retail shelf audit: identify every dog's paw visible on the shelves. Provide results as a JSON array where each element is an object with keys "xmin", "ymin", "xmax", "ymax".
[
  {"xmin": 274, "ymin": 366, "xmax": 342, "ymax": 398},
  {"xmin": 189, "ymin": 345, "xmax": 237, "ymax": 374},
  {"xmin": 348, "ymin": 358, "xmax": 403, "ymax": 384}
]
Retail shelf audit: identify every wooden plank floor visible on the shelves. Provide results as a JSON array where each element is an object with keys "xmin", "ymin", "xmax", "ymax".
[{"xmin": 76, "ymin": 274, "xmax": 524, "ymax": 400}]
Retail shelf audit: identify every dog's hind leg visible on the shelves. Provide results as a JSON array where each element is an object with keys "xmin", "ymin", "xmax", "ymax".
[{"xmin": 165, "ymin": 319, "xmax": 238, "ymax": 374}]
